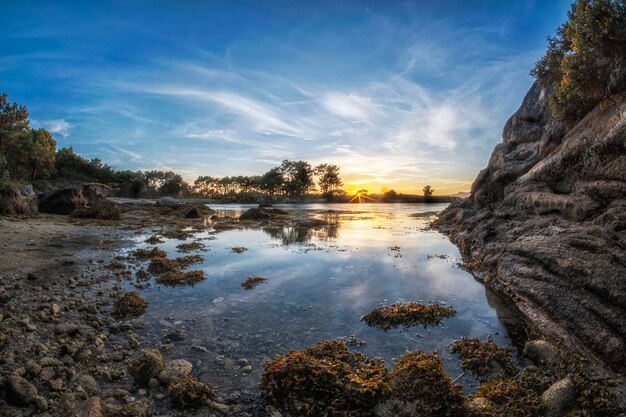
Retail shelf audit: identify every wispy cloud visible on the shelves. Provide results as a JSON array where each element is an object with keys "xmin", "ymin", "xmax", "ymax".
[{"xmin": 31, "ymin": 119, "xmax": 71, "ymax": 137}]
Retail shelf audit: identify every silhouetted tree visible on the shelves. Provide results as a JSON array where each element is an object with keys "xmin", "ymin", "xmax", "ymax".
[{"xmin": 423, "ymin": 185, "xmax": 434, "ymax": 197}]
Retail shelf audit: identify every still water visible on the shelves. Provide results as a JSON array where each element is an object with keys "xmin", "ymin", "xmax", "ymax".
[{"xmin": 130, "ymin": 203, "xmax": 513, "ymax": 396}]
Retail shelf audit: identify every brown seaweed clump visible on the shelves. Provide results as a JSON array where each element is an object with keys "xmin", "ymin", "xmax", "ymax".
[
  {"xmin": 131, "ymin": 246, "xmax": 167, "ymax": 260},
  {"xmin": 168, "ymin": 375, "xmax": 214, "ymax": 409},
  {"xmin": 469, "ymin": 369, "xmax": 552, "ymax": 417},
  {"xmin": 147, "ymin": 255, "xmax": 203, "ymax": 274},
  {"xmin": 387, "ymin": 351, "xmax": 467, "ymax": 417},
  {"xmin": 362, "ymin": 301, "xmax": 456, "ymax": 330},
  {"xmin": 260, "ymin": 340, "xmax": 391, "ymax": 416},
  {"xmin": 113, "ymin": 292, "xmax": 148, "ymax": 318},
  {"xmin": 176, "ymin": 241, "xmax": 206, "ymax": 253},
  {"xmin": 156, "ymin": 270, "xmax": 205, "ymax": 286},
  {"xmin": 230, "ymin": 246, "xmax": 248, "ymax": 254},
  {"xmin": 145, "ymin": 235, "xmax": 164, "ymax": 244},
  {"xmin": 241, "ymin": 276, "xmax": 267, "ymax": 290},
  {"xmin": 451, "ymin": 337, "xmax": 516, "ymax": 378}
]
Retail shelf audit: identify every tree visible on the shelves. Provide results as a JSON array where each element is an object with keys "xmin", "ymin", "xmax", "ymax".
[
  {"xmin": 280, "ymin": 160, "xmax": 315, "ymax": 196},
  {"xmin": 423, "ymin": 185, "xmax": 434, "ymax": 197},
  {"xmin": 18, "ymin": 129, "xmax": 56, "ymax": 182},
  {"xmin": 159, "ymin": 171, "xmax": 187, "ymax": 197},
  {"xmin": 0, "ymin": 92, "xmax": 30, "ymax": 178},
  {"xmin": 531, "ymin": 0, "xmax": 626, "ymax": 124},
  {"xmin": 260, "ymin": 167, "xmax": 284, "ymax": 196},
  {"xmin": 382, "ymin": 189, "xmax": 398, "ymax": 202},
  {"xmin": 316, "ymin": 164, "xmax": 343, "ymax": 195}
]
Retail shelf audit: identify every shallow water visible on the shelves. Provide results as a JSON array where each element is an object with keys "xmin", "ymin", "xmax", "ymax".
[{"xmin": 130, "ymin": 203, "xmax": 514, "ymax": 396}]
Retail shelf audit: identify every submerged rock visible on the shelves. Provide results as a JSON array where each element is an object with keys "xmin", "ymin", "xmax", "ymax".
[{"xmin": 158, "ymin": 359, "xmax": 193, "ymax": 385}]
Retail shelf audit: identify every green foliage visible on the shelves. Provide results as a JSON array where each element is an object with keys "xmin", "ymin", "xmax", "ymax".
[
  {"xmin": 261, "ymin": 340, "xmax": 391, "ymax": 416},
  {"xmin": 531, "ymin": 0, "xmax": 626, "ymax": 124}
]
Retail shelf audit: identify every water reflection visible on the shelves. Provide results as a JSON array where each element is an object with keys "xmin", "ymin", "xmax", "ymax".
[{"xmin": 132, "ymin": 203, "xmax": 515, "ymax": 396}]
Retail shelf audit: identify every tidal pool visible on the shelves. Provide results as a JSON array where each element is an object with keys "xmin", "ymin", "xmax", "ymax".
[{"xmin": 129, "ymin": 203, "xmax": 515, "ymax": 397}]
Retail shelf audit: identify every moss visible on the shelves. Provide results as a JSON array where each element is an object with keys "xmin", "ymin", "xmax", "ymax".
[
  {"xmin": 131, "ymin": 247, "xmax": 167, "ymax": 260},
  {"xmin": 241, "ymin": 276, "xmax": 267, "ymax": 290},
  {"xmin": 362, "ymin": 301, "xmax": 456, "ymax": 330},
  {"xmin": 113, "ymin": 292, "xmax": 148, "ymax": 318},
  {"xmin": 451, "ymin": 337, "xmax": 516, "ymax": 378},
  {"xmin": 167, "ymin": 375, "xmax": 214, "ymax": 409},
  {"xmin": 261, "ymin": 340, "xmax": 391, "ymax": 416},
  {"xmin": 156, "ymin": 270, "xmax": 205, "ymax": 286},
  {"xmin": 390, "ymin": 351, "xmax": 467, "ymax": 417},
  {"xmin": 175, "ymin": 241, "xmax": 205, "ymax": 253}
]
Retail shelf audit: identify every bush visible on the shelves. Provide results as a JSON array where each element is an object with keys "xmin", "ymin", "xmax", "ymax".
[{"xmin": 531, "ymin": 0, "xmax": 626, "ymax": 124}]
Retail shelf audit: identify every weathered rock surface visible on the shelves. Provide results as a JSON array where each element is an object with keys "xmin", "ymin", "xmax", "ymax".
[
  {"xmin": 38, "ymin": 183, "xmax": 112, "ymax": 215},
  {"xmin": 128, "ymin": 349, "xmax": 164, "ymax": 385},
  {"xmin": 436, "ymin": 82, "xmax": 626, "ymax": 373},
  {"xmin": 542, "ymin": 377, "xmax": 575, "ymax": 417},
  {"xmin": 157, "ymin": 359, "xmax": 193, "ymax": 385}
]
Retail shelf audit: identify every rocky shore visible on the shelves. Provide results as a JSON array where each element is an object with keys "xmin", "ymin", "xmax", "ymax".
[{"xmin": 435, "ymin": 82, "xmax": 626, "ymax": 402}]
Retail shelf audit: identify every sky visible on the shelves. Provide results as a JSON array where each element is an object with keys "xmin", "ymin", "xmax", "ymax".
[{"xmin": 0, "ymin": 0, "xmax": 572, "ymax": 194}]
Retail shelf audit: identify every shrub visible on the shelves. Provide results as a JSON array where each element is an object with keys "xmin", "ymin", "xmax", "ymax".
[{"xmin": 531, "ymin": 0, "xmax": 626, "ymax": 124}]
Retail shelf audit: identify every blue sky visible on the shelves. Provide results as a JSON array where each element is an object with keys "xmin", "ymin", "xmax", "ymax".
[{"xmin": 0, "ymin": 0, "xmax": 571, "ymax": 193}]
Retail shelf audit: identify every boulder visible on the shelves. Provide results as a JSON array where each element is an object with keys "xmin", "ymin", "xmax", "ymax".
[
  {"xmin": 542, "ymin": 378, "xmax": 575, "ymax": 417},
  {"xmin": 7, "ymin": 373, "xmax": 43, "ymax": 407},
  {"xmin": 38, "ymin": 183, "xmax": 111, "ymax": 215},
  {"xmin": 436, "ymin": 82, "xmax": 626, "ymax": 373},
  {"xmin": 21, "ymin": 184, "xmax": 35, "ymax": 197},
  {"xmin": 157, "ymin": 359, "xmax": 193, "ymax": 385},
  {"xmin": 156, "ymin": 196, "xmax": 180, "ymax": 208},
  {"xmin": 128, "ymin": 349, "xmax": 164, "ymax": 385},
  {"xmin": 0, "ymin": 186, "xmax": 35, "ymax": 216},
  {"xmin": 183, "ymin": 204, "xmax": 214, "ymax": 218}
]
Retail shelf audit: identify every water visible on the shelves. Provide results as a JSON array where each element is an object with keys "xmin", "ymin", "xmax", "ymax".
[{"xmin": 129, "ymin": 203, "xmax": 514, "ymax": 396}]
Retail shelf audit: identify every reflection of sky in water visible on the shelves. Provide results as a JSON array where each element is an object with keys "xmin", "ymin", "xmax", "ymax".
[{"xmin": 132, "ymin": 203, "xmax": 513, "ymax": 395}]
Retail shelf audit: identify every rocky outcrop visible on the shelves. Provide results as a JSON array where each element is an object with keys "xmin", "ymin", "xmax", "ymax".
[
  {"xmin": 437, "ymin": 82, "xmax": 626, "ymax": 373},
  {"xmin": 38, "ymin": 183, "xmax": 111, "ymax": 215}
]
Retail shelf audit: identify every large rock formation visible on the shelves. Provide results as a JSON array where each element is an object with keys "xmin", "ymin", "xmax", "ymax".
[
  {"xmin": 38, "ymin": 183, "xmax": 111, "ymax": 215},
  {"xmin": 437, "ymin": 82, "xmax": 626, "ymax": 373}
]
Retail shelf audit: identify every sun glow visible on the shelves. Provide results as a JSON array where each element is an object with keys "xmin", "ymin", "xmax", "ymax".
[{"xmin": 348, "ymin": 189, "xmax": 377, "ymax": 204}]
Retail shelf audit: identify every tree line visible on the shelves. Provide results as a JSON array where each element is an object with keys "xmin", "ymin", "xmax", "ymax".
[{"xmin": 0, "ymin": 92, "xmax": 345, "ymax": 200}]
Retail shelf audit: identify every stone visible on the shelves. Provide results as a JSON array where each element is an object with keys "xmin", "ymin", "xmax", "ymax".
[
  {"xmin": 436, "ymin": 82, "xmax": 626, "ymax": 373},
  {"xmin": 128, "ymin": 349, "xmax": 164, "ymax": 385},
  {"xmin": 38, "ymin": 183, "xmax": 111, "ymax": 215},
  {"xmin": 156, "ymin": 196, "xmax": 180, "ymax": 208},
  {"xmin": 77, "ymin": 374, "xmax": 100, "ymax": 395},
  {"xmin": 55, "ymin": 322, "xmax": 80, "ymax": 336},
  {"xmin": 75, "ymin": 396, "xmax": 106, "ymax": 417},
  {"xmin": 158, "ymin": 359, "xmax": 193, "ymax": 385},
  {"xmin": 21, "ymin": 184, "xmax": 35, "ymax": 197},
  {"xmin": 7, "ymin": 373, "xmax": 39, "ymax": 406},
  {"xmin": 523, "ymin": 340, "xmax": 560, "ymax": 367},
  {"xmin": 49, "ymin": 378, "xmax": 64, "ymax": 391},
  {"xmin": 542, "ymin": 378, "xmax": 575, "ymax": 417},
  {"xmin": 165, "ymin": 328, "xmax": 187, "ymax": 341}
]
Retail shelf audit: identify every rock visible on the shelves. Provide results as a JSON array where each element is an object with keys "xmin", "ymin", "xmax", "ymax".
[
  {"xmin": 542, "ymin": 378, "xmax": 575, "ymax": 417},
  {"xmin": 436, "ymin": 82, "xmax": 626, "ymax": 373},
  {"xmin": 7, "ymin": 373, "xmax": 40, "ymax": 406},
  {"xmin": 239, "ymin": 207, "xmax": 271, "ymax": 221},
  {"xmin": 55, "ymin": 322, "xmax": 80, "ymax": 336},
  {"xmin": 77, "ymin": 374, "xmax": 100, "ymax": 395},
  {"xmin": 183, "ymin": 204, "xmax": 214, "ymax": 218},
  {"xmin": 0, "ymin": 186, "xmax": 35, "ymax": 216},
  {"xmin": 21, "ymin": 184, "xmax": 35, "ymax": 197},
  {"xmin": 49, "ymin": 378, "xmax": 64, "ymax": 391},
  {"xmin": 128, "ymin": 349, "xmax": 164, "ymax": 385},
  {"xmin": 70, "ymin": 200, "xmax": 121, "ymax": 220},
  {"xmin": 156, "ymin": 196, "xmax": 180, "ymax": 208},
  {"xmin": 468, "ymin": 396, "xmax": 493, "ymax": 411},
  {"xmin": 157, "ymin": 359, "xmax": 193, "ymax": 385},
  {"xmin": 523, "ymin": 340, "xmax": 560, "ymax": 367},
  {"xmin": 51, "ymin": 303, "xmax": 61, "ymax": 316},
  {"xmin": 117, "ymin": 398, "xmax": 154, "ymax": 417},
  {"xmin": 165, "ymin": 328, "xmax": 187, "ymax": 341},
  {"xmin": 74, "ymin": 396, "xmax": 106, "ymax": 417},
  {"xmin": 38, "ymin": 183, "xmax": 111, "ymax": 215},
  {"xmin": 241, "ymin": 365, "xmax": 252, "ymax": 374}
]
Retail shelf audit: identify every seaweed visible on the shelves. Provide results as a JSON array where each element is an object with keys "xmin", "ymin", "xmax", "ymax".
[
  {"xmin": 131, "ymin": 247, "xmax": 167, "ymax": 260},
  {"xmin": 260, "ymin": 340, "xmax": 391, "ymax": 416},
  {"xmin": 362, "ymin": 301, "xmax": 456, "ymax": 330},
  {"xmin": 230, "ymin": 246, "xmax": 248, "ymax": 254},
  {"xmin": 156, "ymin": 270, "xmax": 205, "ymax": 286},
  {"xmin": 167, "ymin": 375, "xmax": 214, "ymax": 409},
  {"xmin": 241, "ymin": 276, "xmax": 267, "ymax": 290},
  {"xmin": 451, "ymin": 337, "xmax": 516, "ymax": 378},
  {"xmin": 390, "ymin": 350, "xmax": 467, "ymax": 417},
  {"xmin": 176, "ymin": 241, "xmax": 206, "ymax": 253},
  {"xmin": 113, "ymin": 292, "xmax": 148, "ymax": 318},
  {"xmin": 147, "ymin": 255, "xmax": 203, "ymax": 274}
]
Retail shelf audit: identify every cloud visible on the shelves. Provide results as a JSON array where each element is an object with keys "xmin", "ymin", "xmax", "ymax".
[{"xmin": 32, "ymin": 119, "xmax": 71, "ymax": 137}]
